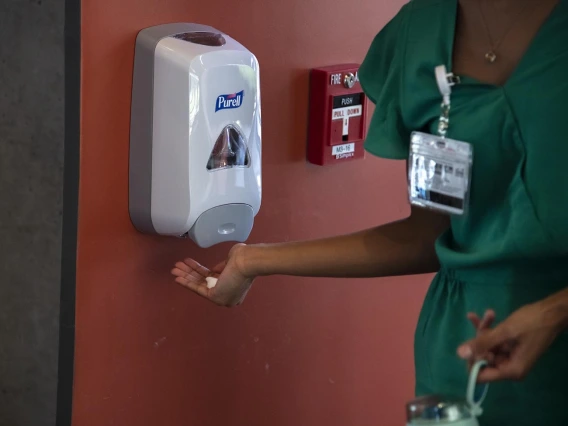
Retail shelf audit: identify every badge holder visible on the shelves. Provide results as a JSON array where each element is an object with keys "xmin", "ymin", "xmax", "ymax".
[{"xmin": 408, "ymin": 65, "xmax": 473, "ymax": 215}]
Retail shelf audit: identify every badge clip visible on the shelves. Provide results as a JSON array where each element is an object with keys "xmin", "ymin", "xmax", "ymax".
[
  {"xmin": 435, "ymin": 65, "xmax": 460, "ymax": 104},
  {"xmin": 435, "ymin": 65, "xmax": 460, "ymax": 138}
]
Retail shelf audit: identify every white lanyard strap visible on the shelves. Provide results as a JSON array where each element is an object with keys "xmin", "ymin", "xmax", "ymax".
[{"xmin": 435, "ymin": 65, "xmax": 460, "ymax": 138}]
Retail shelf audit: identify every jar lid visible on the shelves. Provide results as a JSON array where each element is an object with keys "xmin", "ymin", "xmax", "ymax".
[{"xmin": 406, "ymin": 395, "xmax": 473, "ymax": 423}]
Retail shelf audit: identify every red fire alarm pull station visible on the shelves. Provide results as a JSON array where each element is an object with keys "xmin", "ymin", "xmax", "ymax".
[{"xmin": 307, "ymin": 64, "xmax": 368, "ymax": 166}]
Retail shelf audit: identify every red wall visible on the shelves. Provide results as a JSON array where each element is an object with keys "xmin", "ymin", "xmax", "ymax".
[{"xmin": 75, "ymin": 0, "xmax": 430, "ymax": 424}]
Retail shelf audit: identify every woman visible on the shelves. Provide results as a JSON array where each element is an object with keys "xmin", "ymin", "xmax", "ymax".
[{"xmin": 171, "ymin": 0, "xmax": 568, "ymax": 424}]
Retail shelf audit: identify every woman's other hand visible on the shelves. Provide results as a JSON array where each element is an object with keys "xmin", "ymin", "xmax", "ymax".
[{"xmin": 458, "ymin": 302, "xmax": 565, "ymax": 383}]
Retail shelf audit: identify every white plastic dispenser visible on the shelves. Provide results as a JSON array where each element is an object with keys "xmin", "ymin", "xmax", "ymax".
[{"xmin": 129, "ymin": 23, "xmax": 261, "ymax": 248}]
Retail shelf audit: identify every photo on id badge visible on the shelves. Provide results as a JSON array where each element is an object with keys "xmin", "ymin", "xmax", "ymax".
[{"xmin": 409, "ymin": 132, "xmax": 473, "ymax": 216}]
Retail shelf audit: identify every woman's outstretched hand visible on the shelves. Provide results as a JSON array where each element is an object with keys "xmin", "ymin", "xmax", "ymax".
[{"xmin": 170, "ymin": 244, "xmax": 254, "ymax": 307}]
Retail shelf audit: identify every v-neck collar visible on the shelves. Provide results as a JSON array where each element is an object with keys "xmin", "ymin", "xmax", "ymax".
[{"xmin": 445, "ymin": 0, "xmax": 565, "ymax": 88}]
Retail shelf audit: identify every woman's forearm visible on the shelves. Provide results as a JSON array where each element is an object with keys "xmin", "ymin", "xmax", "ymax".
[
  {"xmin": 239, "ymin": 207, "xmax": 450, "ymax": 279},
  {"xmin": 540, "ymin": 286, "xmax": 568, "ymax": 332}
]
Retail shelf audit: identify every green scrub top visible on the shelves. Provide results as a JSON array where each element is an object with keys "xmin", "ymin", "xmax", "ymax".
[{"xmin": 359, "ymin": 0, "xmax": 568, "ymax": 425}]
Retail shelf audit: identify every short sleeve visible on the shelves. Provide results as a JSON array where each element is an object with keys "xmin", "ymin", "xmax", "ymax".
[{"xmin": 359, "ymin": 5, "xmax": 410, "ymax": 160}]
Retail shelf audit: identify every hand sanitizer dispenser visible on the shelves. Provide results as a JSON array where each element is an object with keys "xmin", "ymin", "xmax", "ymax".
[{"xmin": 129, "ymin": 23, "xmax": 262, "ymax": 248}]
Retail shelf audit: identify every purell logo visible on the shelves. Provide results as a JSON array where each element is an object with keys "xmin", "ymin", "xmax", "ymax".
[{"xmin": 215, "ymin": 90, "xmax": 244, "ymax": 112}]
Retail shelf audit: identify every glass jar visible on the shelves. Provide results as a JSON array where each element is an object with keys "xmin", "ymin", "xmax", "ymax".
[{"xmin": 406, "ymin": 360, "xmax": 489, "ymax": 426}]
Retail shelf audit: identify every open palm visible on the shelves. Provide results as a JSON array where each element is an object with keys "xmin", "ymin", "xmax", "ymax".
[{"xmin": 170, "ymin": 244, "xmax": 254, "ymax": 307}]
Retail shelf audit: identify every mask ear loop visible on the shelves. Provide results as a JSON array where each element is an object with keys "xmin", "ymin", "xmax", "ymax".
[{"xmin": 466, "ymin": 359, "xmax": 489, "ymax": 417}]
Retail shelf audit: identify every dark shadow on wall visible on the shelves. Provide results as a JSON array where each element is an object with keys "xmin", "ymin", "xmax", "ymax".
[
  {"xmin": 55, "ymin": 0, "xmax": 81, "ymax": 424},
  {"xmin": 0, "ymin": 0, "xmax": 65, "ymax": 425}
]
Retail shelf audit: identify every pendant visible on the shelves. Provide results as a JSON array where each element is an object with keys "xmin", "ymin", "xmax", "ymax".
[{"xmin": 485, "ymin": 52, "xmax": 497, "ymax": 63}]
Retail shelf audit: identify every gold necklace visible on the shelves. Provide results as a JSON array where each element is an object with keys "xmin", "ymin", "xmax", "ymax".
[{"xmin": 477, "ymin": 0, "xmax": 536, "ymax": 63}]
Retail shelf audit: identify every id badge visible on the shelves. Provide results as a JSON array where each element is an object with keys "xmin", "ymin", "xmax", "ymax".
[{"xmin": 408, "ymin": 131, "xmax": 473, "ymax": 215}]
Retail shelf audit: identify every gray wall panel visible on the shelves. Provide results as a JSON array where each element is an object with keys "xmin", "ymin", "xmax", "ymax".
[{"xmin": 0, "ymin": 0, "xmax": 65, "ymax": 424}]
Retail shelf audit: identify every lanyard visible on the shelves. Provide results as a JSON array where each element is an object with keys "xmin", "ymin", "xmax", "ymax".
[{"xmin": 435, "ymin": 65, "xmax": 460, "ymax": 138}]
